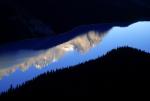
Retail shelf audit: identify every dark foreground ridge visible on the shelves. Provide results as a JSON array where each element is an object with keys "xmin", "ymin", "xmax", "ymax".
[{"xmin": 1, "ymin": 47, "xmax": 150, "ymax": 96}]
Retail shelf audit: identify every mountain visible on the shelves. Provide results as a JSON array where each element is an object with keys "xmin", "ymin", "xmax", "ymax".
[
  {"xmin": 1, "ymin": 47, "xmax": 150, "ymax": 96},
  {"xmin": 0, "ymin": 30, "xmax": 106, "ymax": 79},
  {"xmin": 0, "ymin": 0, "xmax": 150, "ymax": 44}
]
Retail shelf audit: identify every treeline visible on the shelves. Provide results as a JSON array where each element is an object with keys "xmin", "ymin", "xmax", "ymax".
[{"xmin": 1, "ymin": 47, "xmax": 150, "ymax": 96}]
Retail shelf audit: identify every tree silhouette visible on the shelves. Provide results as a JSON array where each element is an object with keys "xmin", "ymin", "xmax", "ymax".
[{"xmin": 1, "ymin": 47, "xmax": 150, "ymax": 96}]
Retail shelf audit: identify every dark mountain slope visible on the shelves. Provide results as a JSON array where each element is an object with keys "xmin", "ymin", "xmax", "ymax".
[
  {"xmin": 1, "ymin": 47, "xmax": 150, "ymax": 96},
  {"xmin": 0, "ymin": 0, "xmax": 150, "ymax": 44}
]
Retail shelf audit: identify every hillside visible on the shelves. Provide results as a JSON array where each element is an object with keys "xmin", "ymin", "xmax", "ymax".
[
  {"xmin": 1, "ymin": 47, "xmax": 150, "ymax": 96},
  {"xmin": 0, "ymin": 0, "xmax": 150, "ymax": 44}
]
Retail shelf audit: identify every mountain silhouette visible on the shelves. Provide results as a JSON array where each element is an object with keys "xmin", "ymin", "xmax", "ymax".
[
  {"xmin": 1, "ymin": 47, "xmax": 150, "ymax": 96},
  {"xmin": 0, "ymin": 0, "xmax": 150, "ymax": 44}
]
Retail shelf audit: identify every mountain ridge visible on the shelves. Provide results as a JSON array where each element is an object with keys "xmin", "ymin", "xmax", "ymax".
[
  {"xmin": 0, "ymin": 0, "xmax": 150, "ymax": 44},
  {"xmin": 1, "ymin": 47, "xmax": 150, "ymax": 96}
]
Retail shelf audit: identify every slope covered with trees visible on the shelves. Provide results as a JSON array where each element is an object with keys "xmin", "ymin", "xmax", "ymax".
[{"xmin": 1, "ymin": 47, "xmax": 150, "ymax": 96}]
